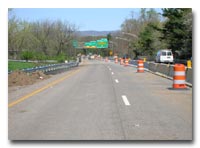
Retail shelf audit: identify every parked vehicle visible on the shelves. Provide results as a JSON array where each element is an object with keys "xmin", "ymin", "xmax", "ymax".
[{"xmin": 155, "ymin": 49, "xmax": 174, "ymax": 63}]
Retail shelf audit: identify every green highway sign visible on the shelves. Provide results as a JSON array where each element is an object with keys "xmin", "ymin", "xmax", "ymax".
[
  {"xmin": 72, "ymin": 40, "xmax": 78, "ymax": 48},
  {"xmin": 97, "ymin": 38, "xmax": 108, "ymax": 48},
  {"xmin": 74, "ymin": 38, "xmax": 108, "ymax": 49},
  {"xmin": 84, "ymin": 41, "xmax": 97, "ymax": 48}
]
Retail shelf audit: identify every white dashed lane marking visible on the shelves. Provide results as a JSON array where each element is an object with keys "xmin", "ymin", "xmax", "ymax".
[
  {"xmin": 115, "ymin": 79, "xmax": 119, "ymax": 83},
  {"xmin": 122, "ymin": 95, "xmax": 130, "ymax": 106},
  {"xmin": 109, "ymin": 67, "xmax": 130, "ymax": 106}
]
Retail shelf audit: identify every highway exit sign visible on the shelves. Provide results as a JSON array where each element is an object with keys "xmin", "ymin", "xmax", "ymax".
[{"xmin": 97, "ymin": 38, "xmax": 108, "ymax": 48}]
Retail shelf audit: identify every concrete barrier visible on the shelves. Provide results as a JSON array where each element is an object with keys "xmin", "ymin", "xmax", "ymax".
[
  {"xmin": 129, "ymin": 61, "xmax": 192, "ymax": 86},
  {"xmin": 129, "ymin": 60, "xmax": 137, "ymax": 66},
  {"xmin": 144, "ymin": 62, "xmax": 149, "ymax": 69},
  {"xmin": 156, "ymin": 64, "xmax": 170, "ymax": 76},
  {"xmin": 168, "ymin": 65, "xmax": 174, "ymax": 78},
  {"xmin": 186, "ymin": 68, "xmax": 193, "ymax": 84},
  {"xmin": 149, "ymin": 63, "xmax": 158, "ymax": 72}
]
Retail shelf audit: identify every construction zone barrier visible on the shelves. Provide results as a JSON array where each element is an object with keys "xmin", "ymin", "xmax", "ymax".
[
  {"xmin": 120, "ymin": 58, "xmax": 124, "ymax": 65},
  {"xmin": 126, "ymin": 60, "xmax": 192, "ymax": 86},
  {"xmin": 156, "ymin": 64, "xmax": 170, "ymax": 76},
  {"xmin": 115, "ymin": 58, "xmax": 118, "ymax": 63},
  {"xmin": 105, "ymin": 57, "xmax": 108, "ymax": 62},
  {"xmin": 173, "ymin": 64, "xmax": 186, "ymax": 89},
  {"xmin": 124, "ymin": 59, "xmax": 129, "ymax": 66},
  {"xmin": 186, "ymin": 68, "xmax": 192, "ymax": 84},
  {"xmin": 137, "ymin": 60, "xmax": 144, "ymax": 72}
]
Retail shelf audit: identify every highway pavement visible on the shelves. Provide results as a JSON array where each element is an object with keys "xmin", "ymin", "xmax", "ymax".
[{"xmin": 8, "ymin": 59, "xmax": 192, "ymax": 140}]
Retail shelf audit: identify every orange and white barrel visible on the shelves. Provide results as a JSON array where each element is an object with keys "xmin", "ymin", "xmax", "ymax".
[
  {"xmin": 124, "ymin": 59, "xmax": 129, "ymax": 66},
  {"xmin": 105, "ymin": 57, "xmax": 108, "ymax": 62},
  {"xmin": 137, "ymin": 60, "xmax": 144, "ymax": 72},
  {"xmin": 173, "ymin": 64, "xmax": 186, "ymax": 89},
  {"xmin": 120, "ymin": 58, "xmax": 124, "ymax": 65},
  {"xmin": 115, "ymin": 58, "xmax": 118, "ymax": 63}
]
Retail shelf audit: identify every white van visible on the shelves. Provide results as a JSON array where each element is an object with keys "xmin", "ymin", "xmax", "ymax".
[{"xmin": 155, "ymin": 49, "xmax": 174, "ymax": 63}]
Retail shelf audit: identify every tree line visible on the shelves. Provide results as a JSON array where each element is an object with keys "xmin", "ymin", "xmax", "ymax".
[
  {"xmin": 117, "ymin": 8, "xmax": 192, "ymax": 60},
  {"xmin": 8, "ymin": 9, "xmax": 78, "ymax": 62}
]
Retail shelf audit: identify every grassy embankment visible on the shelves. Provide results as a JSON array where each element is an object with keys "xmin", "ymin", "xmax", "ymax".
[{"xmin": 8, "ymin": 61, "xmax": 46, "ymax": 71}]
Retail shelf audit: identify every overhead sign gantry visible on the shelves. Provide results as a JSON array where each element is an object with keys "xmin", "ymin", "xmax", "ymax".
[{"xmin": 73, "ymin": 38, "xmax": 108, "ymax": 49}]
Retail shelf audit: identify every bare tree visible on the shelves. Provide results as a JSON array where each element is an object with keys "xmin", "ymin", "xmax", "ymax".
[
  {"xmin": 53, "ymin": 20, "xmax": 76, "ymax": 56},
  {"xmin": 8, "ymin": 9, "xmax": 78, "ymax": 60}
]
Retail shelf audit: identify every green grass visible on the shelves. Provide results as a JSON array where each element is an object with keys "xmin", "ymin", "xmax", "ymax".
[{"xmin": 8, "ymin": 61, "xmax": 46, "ymax": 71}]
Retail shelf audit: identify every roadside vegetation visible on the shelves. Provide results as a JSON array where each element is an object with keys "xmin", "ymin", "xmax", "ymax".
[
  {"xmin": 110, "ymin": 8, "xmax": 192, "ymax": 60},
  {"xmin": 8, "ymin": 61, "xmax": 47, "ymax": 71},
  {"xmin": 8, "ymin": 9, "xmax": 78, "ymax": 63}
]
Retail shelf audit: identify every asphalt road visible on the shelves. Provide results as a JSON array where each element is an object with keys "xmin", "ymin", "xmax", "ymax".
[{"xmin": 8, "ymin": 59, "xmax": 192, "ymax": 140}]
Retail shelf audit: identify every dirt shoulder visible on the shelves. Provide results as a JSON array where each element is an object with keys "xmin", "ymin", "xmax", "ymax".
[
  {"xmin": 9, "ymin": 71, "xmax": 50, "ymax": 87},
  {"xmin": 8, "ymin": 67, "xmax": 82, "ymax": 104},
  {"xmin": 8, "ymin": 60, "xmax": 87, "ymax": 104}
]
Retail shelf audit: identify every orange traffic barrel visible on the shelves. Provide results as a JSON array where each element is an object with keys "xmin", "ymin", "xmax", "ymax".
[
  {"xmin": 124, "ymin": 59, "xmax": 129, "ymax": 66},
  {"xmin": 120, "ymin": 58, "xmax": 124, "ymax": 65},
  {"xmin": 115, "ymin": 58, "xmax": 118, "ymax": 63},
  {"xmin": 137, "ymin": 60, "xmax": 144, "ymax": 72},
  {"xmin": 173, "ymin": 64, "xmax": 186, "ymax": 89},
  {"xmin": 105, "ymin": 57, "xmax": 108, "ymax": 62}
]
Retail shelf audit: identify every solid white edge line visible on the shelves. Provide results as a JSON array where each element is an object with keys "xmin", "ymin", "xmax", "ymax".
[{"xmin": 122, "ymin": 95, "xmax": 130, "ymax": 106}]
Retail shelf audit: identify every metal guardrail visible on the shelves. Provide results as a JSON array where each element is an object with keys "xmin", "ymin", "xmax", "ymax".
[
  {"xmin": 8, "ymin": 61, "xmax": 79, "ymax": 74},
  {"xmin": 8, "ymin": 59, "xmax": 58, "ymax": 63}
]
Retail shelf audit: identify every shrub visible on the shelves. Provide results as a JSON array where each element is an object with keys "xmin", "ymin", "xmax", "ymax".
[
  {"xmin": 20, "ymin": 50, "xmax": 34, "ymax": 61},
  {"xmin": 56, "ymin": 53, "xmax": 65, "ymax": 63},
  {"xmin": 34, "ymin": 52, "xmax": 47, "ymax": 62}
]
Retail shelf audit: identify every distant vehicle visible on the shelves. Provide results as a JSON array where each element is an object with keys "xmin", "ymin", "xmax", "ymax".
[
  {"xmin": 155, "ymin": 49, "xmax": 174, "ymax": 63},
  {"xmin": 88, "ymin": 55, "xmax": 95, "ymax": 60}
]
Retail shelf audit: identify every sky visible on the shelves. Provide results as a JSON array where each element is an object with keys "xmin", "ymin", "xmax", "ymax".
[{"xmin": 12, "ymin": 8, "xmax": 162, "ymax": 31}]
